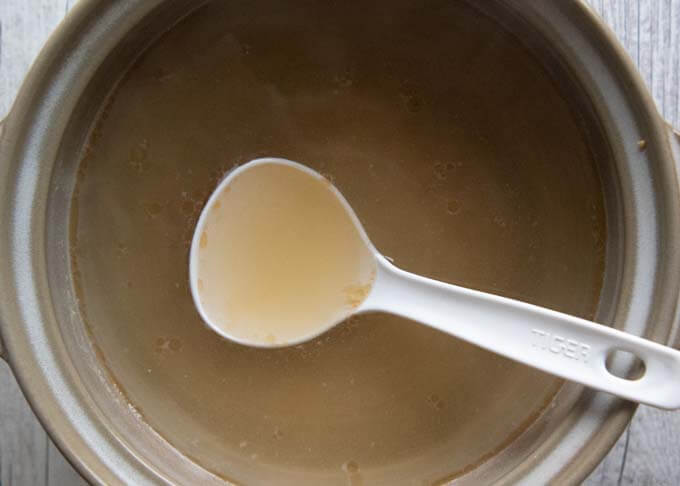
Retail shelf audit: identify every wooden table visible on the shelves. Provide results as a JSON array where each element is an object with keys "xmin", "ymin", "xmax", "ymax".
[{"xmin": 1, "ymin": 1, "xmax": 679, "ymax": 484}]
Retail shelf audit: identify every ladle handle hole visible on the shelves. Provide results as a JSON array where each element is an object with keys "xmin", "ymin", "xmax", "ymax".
[{"xmin": 605, "ymin": 348, "xmax": 646, "ymax": 381}]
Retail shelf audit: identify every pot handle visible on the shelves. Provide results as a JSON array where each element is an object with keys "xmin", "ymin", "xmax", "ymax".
[
  {"xmin": 0, "ymin": 117, "xmax": 5, "ymax": 362},
  {"xmin": 670, "ymin": 124, "xmax": 680, "ymax": 352}
]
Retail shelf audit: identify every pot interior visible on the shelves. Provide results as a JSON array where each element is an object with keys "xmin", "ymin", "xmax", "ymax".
[{"xmin": 60, "ymin": 0, "xmax": 611, "ymax": 483}]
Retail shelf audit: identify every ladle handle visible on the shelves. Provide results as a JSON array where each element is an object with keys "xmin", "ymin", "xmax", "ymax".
[{"xmin": 361, "ymin": 257, "xmax": 680, "ymax": 410}]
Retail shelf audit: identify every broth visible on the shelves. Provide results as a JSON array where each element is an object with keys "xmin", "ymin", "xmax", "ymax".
[
  {"xmin": 194, "ymin": 162, "xmax": 375, "ymax": 345},
  {"xmin": 71, "ymin": 0, "xmax": 606, "ymax": 483}
]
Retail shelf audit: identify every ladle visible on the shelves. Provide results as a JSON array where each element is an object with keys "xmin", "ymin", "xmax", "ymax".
[{"xmin": 190, "ymin": 158, "xmax": 680, "ymax": 409}]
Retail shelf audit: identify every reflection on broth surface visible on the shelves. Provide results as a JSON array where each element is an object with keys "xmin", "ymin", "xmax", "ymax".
[{"xmin": 71, "ymin": 0, "xmax": 606, "ymax": 483}]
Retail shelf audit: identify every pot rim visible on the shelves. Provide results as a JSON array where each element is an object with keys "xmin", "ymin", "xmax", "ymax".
[
  {"xmin": 0, "ymin": 1, "xmax": 678, "ymax": 484},
  {"xmin": 497, "ymin": 1, "xmax": 680, "ymax": 481}
]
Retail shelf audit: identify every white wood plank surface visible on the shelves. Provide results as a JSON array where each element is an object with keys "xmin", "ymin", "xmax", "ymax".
[{"xmin": 0, "ymin": 1, "xmax": 679, "ymax": 485}]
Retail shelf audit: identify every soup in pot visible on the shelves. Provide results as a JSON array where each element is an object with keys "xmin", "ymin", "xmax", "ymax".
[{"xmin": 70, "ymin": 0, "xmax": 607, "ymax": 483}]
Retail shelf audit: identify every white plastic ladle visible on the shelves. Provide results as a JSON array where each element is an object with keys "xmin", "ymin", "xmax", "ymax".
[{"xmin": 190, "ymin": 158, "xmax": 680, "ymax": 410}]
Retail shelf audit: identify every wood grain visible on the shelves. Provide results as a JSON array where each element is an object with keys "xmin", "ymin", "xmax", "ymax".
[{"xmin": 0, "ymin": 0, "xmax": 679, "ymax": 485}]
